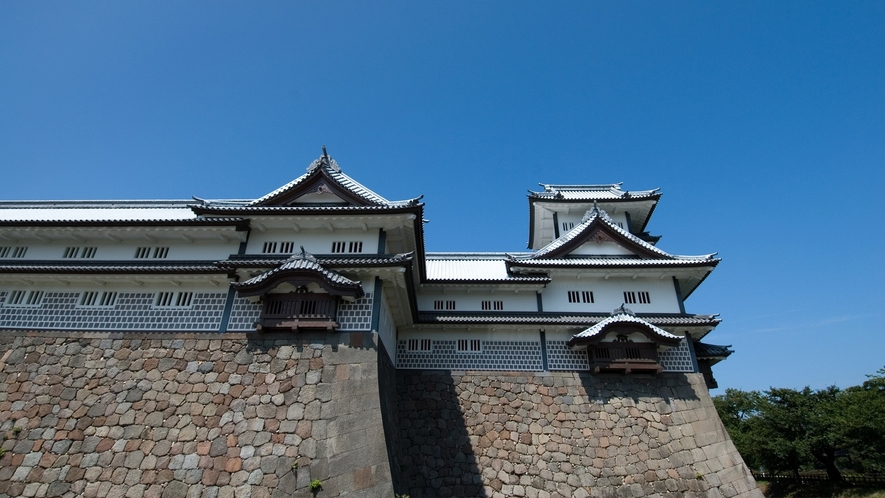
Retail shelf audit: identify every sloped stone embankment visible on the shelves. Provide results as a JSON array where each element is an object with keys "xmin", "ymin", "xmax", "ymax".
[{"xmin": 0, "ymin": 331, "xmax": 392, "ymax": 498}]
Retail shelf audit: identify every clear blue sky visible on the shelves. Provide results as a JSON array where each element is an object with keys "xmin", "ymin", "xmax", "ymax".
[{"xmin": 1, "ymin": 2, "xmax": 883, "ymax": 393}]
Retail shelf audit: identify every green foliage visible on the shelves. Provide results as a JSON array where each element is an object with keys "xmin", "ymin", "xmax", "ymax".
[
  {"xmin": 309, "ymin": 479, "xmax": 322, "ymax": 492},
  {"xmin": 713, "ymin": 367, "xmax": 885, "ymax": 478}
]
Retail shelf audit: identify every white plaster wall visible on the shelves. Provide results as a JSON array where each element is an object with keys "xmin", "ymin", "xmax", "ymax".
[
  {"xmin": 0, "ymin": 282, "xmax": 228, "ymax": 297},
  {"xmin": 398, "ymin": 328, "xmax": 541, "ymax": 343},
  {"xmin": 416, "ymin": 290, "xmax": 538, "ymax": 312},
  {"xmin": 541, "ymin": 277, "xmax": 680, "ymax": 313},
  {"xmin": 2, "ymin": 240, "xmax": 240, "ymax": 260},
  {"xmin": 246, "ymin": 228, "xmax": 381, "ymax": 255},
  {"xmin": 569, "ymin": 241, "xmax": 636, "ymax": 256}
]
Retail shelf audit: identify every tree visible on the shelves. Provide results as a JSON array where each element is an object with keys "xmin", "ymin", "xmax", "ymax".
[{"xmin": 713, "ymin": 367, "xmax": 885, "ymax": 480}]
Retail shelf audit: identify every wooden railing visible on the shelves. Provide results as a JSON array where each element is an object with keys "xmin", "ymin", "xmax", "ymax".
[
  {"xmin": 255, "ymin": 293, "xmax": 338, "ymax": 332},
  {"xmin": 587, "ymin": 342, "xmax": 662, "ymax": 374}
]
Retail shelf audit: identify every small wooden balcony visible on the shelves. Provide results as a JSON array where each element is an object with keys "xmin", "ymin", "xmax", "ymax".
[
  {"xmin": 254, "ymin": 293, "xmax": 339, "ymax": 332},
  {"xmin": 587, "ymin": 342, "xmax": 662, "ymax": 374}
]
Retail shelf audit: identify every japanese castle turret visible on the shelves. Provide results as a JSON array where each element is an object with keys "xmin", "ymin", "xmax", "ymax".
[{"xmin": 0, "ymin": 151, "xmax": 759, "ymax": 498}]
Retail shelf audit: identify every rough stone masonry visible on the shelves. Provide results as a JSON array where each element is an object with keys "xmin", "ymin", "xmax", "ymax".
[{"xmin": 0, "ymin": 330, "xmax": 762, "ymax": 498}]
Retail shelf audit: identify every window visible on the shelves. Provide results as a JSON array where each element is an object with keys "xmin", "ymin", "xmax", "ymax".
[
  {"xmin": 135, "ymin": 247, "xmax": 169, "ymax": 259},
  {"xmin": 457, "ymin": 339, "xmax": 482, "ymax": 353},
  {"xmin": 562, "ymin": 222, "xmax": 575, "ymax": 231},
  {"xmin": 261, "ymin": 241, "xmax": 295, "ymax": 254},
  {"xmin": 154, "ymin": 291, "xmax": 193, "ymax": 308},
  {"xmin": 616, "ymin": 222, "xmax": 624, "ymax": 229},
  {"xmin": 624, "ymin": 291, "xmax": 649, "ymax": 304},
  {"xmin": 568, "ymin": 291, "xmax": 594, "ymax": 303},
  {"xmin": 407, "ymin": 339, "xmax": 432, "ymax": 351},
  {"xmin": 331, "ymin": 241, "xmax": 363, "ymax": 253},
  {"xmin": 5, "ymin": 290, "xmax": 43, "ymax": 307},
  {"xmin": 79, "ymin": 291, "xmax": 117, "ymax": 307},
  {"xmin": 63, "ymin": 247, "xmax": 97, "ymax": 259},
  {"xmin": 0, "ymin": 246, "xmax": 28, "ymax": 258},
  {"xmin": 481, "ymin": 300, "xmax": 503, "ymax": 311},
  {"xmin": 432, "ymin": 300, "xmax": 456, "ymax": 310}
]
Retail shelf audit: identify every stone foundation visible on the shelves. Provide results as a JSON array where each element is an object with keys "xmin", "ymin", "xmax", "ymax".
[
  {"xmin": 0, "ymin": 330, "xmax": 393, "ymax": 498},
  {"xmin": 395, "ymin": 371, "xmax": 762, "ymax": 498}
]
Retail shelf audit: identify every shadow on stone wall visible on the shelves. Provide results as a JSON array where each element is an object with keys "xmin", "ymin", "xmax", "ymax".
[{"xmin": 396, "ymin": 371, "xmax": 487, "ymax": 497}]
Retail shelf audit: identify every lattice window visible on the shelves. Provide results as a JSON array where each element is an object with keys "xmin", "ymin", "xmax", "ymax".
[
  {"xmin": 2, "ymin": 246, "xmax": 28, "ymax": 258},
  {"xmin": 568, "ymin": 291, "xmax": 594, "ymax": 303},
  {"xmin": 407, "ymin": 339, "xmax": 431, "ymax": 352},
  {"xmin": 63, "ymin": 247, "xmax": 97, "ymax": 259},
  {"xmin": 155, "ymin": 291, "xmax": 193, "ymax": 308},
  {"xmin": 5, "ymin": 290, "xmax": 44, "ymax": 307},
  {"xmin": 331, "ymin": 241, "xmax": 363, "ymax": 253},
  {"xmin": 433, "ymin": 300, "xmax": 456, "ymax": 310},
  {"xmin": 79, "ymin": 291, "xmax": 117, "ymax": 307},
  {"xmin": 562, "ymin": 222, "xmax": 575, "ymax": 231},
  {"xmin": 457, "ymin": 339, "xmax": 482, "ymax": 352},
  {"xmin": 624, "ymin": 291, "xmax": 636, "ymax": 304},
  {"xmin": 481, "ymin": 300, "xmax": 503, "ymax": 310},
  {"xmin": 261, "ymin": 241, "xmax": 295, "ymax": 254},
  {"xmin": 638, "ymin": 291, "xmax": 651, "ymax": 304},
  {"xmin": 135, "ymin": 247, "xmax": 169, "ymax": 259}
]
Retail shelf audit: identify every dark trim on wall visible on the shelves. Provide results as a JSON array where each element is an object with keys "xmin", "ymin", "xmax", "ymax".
[
  {"xmin": 672, "ymin": 276, "xmax": 686, "ymax": 314},
  {"xmin": 536, "ymin": 292, "xmax": 544, "ymax": 312},
  {"xmin": 624, "ymin": 211, "xmax": 633, "ymax": 233},
  {"xmin": 221, "ymin": 229, "xmax": 250, "ymax": 332},
  {"xmin": 377, "ymin": 230, "xmax": 387, "ymax": 254},
  {"xmin": 552, "ymin": 212, "xmax": 560, "ymax": 239},
  {"xmin": 371, "ymin": 277, "xmax": 383, "ymax": 333},
  {"xmin": 540, "ymin": 330, "xmax": 549, "ymax": 371}
]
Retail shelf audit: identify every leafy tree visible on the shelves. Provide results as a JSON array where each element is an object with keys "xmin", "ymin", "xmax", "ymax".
[{"xmin": 713, "ymin": 367, "xmax": 885, "ymax": 480}]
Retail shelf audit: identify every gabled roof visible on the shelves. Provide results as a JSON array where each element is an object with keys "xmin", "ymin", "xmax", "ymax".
[
  {"xmin": 527, "ymin": 206, "xmax": 697, "ymax": 260},
  {"xmin": 246, "ymin": 148, "xmax": 416, "ymax": 208},
  {"xmin": 232, "ymin": 248, "xmax": 364, "ymax": 298},
  {"xmin": 566, "ymin": 305, "xmax": 683, "ymax": 348},
  {"xmin": 529, "ymin": 183, "xmax": 661, "ymax": 201}
]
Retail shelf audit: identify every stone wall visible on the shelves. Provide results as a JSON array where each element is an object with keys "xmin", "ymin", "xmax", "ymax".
[
  {"xmin": 396, "ymin": 371, "xmax": 763, "ymax": 498},
  {"xmin": 0, "ymin": 330, "xmax": 393, "ymax": 498}
]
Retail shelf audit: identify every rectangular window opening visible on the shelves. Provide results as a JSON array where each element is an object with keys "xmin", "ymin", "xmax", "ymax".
[
  {"xmin": 63, "ymin": 247, "xmax": 80, "ymax": 258},
  {"xmin": 481, "ymin": 300, "xmax": 504, "ymax": 311},
  {"xmin": 154, "ymin": 291, "xmax": 193, "ymax": 308},
  {"xmin": 81, "ymin": 247, "xmax": 97, "ymax": 258},
  {"xmin": 152, "ymin": 247, "xmax": 169, "ymax": 259},
  {"xmin": 624, "ymin": 291, "xmax": 637, "ymax": 304},
  {"xmin": 134, "ymin": 247, "xmax": 151, "ymax": 259},
  {"xmin": 11, "ymin": 247, "xmax": 27, "ymax": 258}
]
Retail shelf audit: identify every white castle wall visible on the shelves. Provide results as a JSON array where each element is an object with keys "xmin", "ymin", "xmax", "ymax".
[
  {"xmin": 245, "ymin": 228, "xmax": 381, "ymax": 255},
  {"xmin": 542, "ymin": 277, "xmax": 680, "ymax": 313}
]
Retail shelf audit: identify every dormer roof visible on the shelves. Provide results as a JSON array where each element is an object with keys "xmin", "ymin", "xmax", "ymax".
[
  {"xmin": 566, "ymin": 305, "xmax": 683, "ymax": 348},
  {"xmin": 233, "ymin": 248, "xmax": 364, "ymax": 298},
  {"xmin": 528, "ymin": 206, "xmax": 694, "ymax": 260}
]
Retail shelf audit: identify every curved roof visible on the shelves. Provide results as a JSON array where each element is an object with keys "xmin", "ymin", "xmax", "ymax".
[
  {"xmin": 567, "ymin": 305, "xmax": 683, "ymax": 347},
  {"xmin": 233, "ymin": 248, "xmax": 363, "ymax": 298}
]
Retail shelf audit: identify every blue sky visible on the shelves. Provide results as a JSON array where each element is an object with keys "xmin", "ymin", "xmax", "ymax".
[{"xmin": 1, "ymin": 2, "xmax": 883, "ymax": 393}]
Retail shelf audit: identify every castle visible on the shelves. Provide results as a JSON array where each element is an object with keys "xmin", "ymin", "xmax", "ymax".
[{"xmin": 0, "ymin": 150, "xmax": 762, "ymax": 498}]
